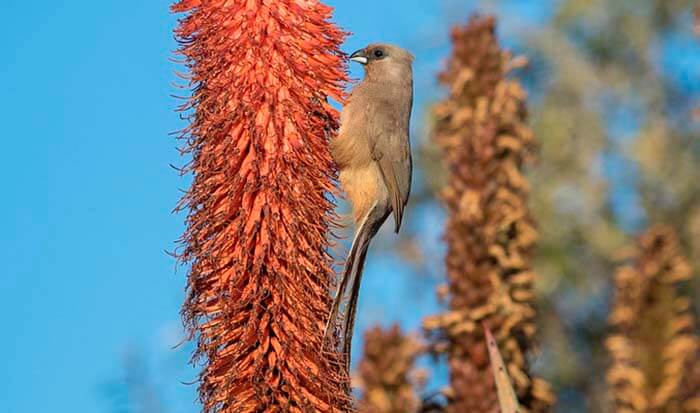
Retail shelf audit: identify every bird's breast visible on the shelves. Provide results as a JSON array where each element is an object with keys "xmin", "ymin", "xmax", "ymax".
[
  {"xmin": 331, "ymin": 101, "xmax": 373, "ymax": 169},
  {"xmin": 338, "ymin": 163, "xmax": 386, "ymax": 224}
]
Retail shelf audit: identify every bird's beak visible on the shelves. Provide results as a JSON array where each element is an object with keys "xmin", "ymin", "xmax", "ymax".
[{"xmin": 349, "ymin": 49, "xmax": 368, "ymax": 65}]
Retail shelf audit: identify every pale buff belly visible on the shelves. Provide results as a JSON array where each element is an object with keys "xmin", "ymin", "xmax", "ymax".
[{"xmin": 339, "ymin": 163, "xmax": 387, "ymax": 224}]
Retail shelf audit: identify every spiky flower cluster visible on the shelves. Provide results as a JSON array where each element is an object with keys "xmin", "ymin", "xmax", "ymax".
[
  {"xmin": 425, "ymin": 16, "xmax": 554, "ymax": 413},
  {"xmin": 607, "ymin": 226, "xmax": 700, "ymax": 413},
  {"xmin": 357, "ymin": 325, "xmax": 423, "ymax": 413},
  {"xmin": 172, "ymin": 0, "xmax": 350, "ymax": 411}
]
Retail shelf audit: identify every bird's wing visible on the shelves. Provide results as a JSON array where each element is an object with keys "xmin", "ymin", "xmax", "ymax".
[{"xmin": 367, "ymin": 102, "xmax": 412, "ymax": 233}]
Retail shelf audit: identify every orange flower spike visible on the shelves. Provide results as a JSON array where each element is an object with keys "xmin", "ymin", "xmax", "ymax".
[{"xmin": 172, "ymin": 0, "xmax": 351, "ymax": 412}]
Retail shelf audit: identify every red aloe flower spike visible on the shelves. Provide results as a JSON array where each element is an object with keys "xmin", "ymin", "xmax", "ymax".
[{"xmin": 172, "ymin": 1, "xmax": 352, "ymax": 411}]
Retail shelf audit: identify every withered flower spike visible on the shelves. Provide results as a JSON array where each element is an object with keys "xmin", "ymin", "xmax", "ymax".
[
  {"xmin": 426, "ymin": 15, "xmax": 554, "ymax": 413},
  {"xmin": 172, "ymin": 1, "xmax": 351, "ymax": 412},
  {"xmin": 357, "ymin": 325, "xmax": 423, "ymax": 413},
  {"xmin": 606, "ymin": 226, "xmax": 700, "ymax": 413}
]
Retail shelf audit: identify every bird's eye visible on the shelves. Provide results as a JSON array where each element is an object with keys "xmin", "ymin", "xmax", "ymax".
[{"xmin": 373, "ymin": 49, "xmax": 384, "ymax": 58}]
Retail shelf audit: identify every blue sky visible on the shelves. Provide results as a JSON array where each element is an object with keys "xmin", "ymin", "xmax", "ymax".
[
  {"xmin": 2, "ymin": 2, "xmax": 185, "ymax": 412},
  {"xmin": 0, "ymin": 1, "xmax": 465, "ymax": 412}
]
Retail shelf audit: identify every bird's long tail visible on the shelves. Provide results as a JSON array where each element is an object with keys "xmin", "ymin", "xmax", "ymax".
[{"xmin": 323, "ymin": 202, "xmax": 387, "ymax": 370}]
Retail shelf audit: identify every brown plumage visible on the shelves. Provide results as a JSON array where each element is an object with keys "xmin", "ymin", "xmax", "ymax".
[{"xmin": 324, "ymin": 43, "xmax": 414, "ymax": 370}]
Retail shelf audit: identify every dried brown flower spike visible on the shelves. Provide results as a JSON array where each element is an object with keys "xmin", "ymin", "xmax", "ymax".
[
  {"xmin": 607, "ymin": 226, "xmax": 700, "ymax": 413},
  {"xmin": 358, "ymin": 325, "xmax": 423, "ymax": 413},
  {"xmin": 425, "ymin": 15, "xmax": 554, "ymax": 413}
]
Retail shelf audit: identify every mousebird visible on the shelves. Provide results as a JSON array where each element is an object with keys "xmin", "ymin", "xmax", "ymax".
[{"xmin": 324, "ymin": 44, "xmax": 414, "ymax": 369}]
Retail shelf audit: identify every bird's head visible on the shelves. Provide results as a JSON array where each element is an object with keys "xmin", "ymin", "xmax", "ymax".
[{"xmin": 349, "ymin": 43, "xmax": 414, "ymax": 79}]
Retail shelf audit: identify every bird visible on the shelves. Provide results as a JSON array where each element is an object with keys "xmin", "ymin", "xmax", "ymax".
[{"xmin": 323, "ymin": 43, "xmax": 414, "ymax": 370}]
